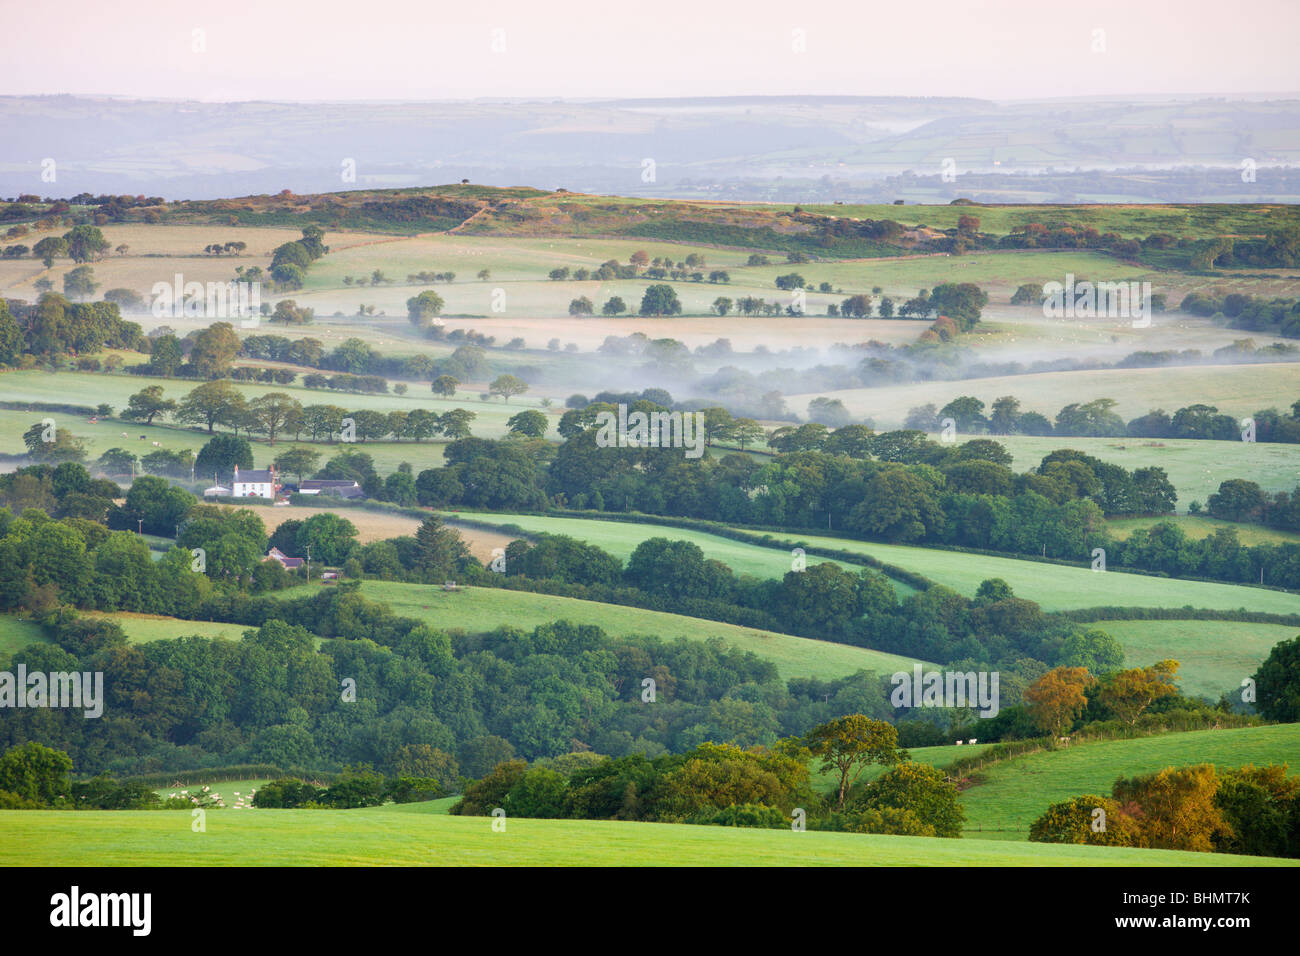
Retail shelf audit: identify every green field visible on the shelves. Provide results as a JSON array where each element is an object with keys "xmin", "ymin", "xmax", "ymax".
[
  {"xmin": 995, "ymin": 434, "xmax": 1300, "ymax": 510},
  {"xmin": 798, "ymin": 362, "xmax": 1300, "ymax": 434},
  {"xmin": 443, "ymin": 511, "xmax": 1300, "ymax": 614},
  {"xmin": 0, "ymin": 615, "xmax": 48, "ymax": 656},
  {"xmin": 1091, "ymin": 619, "xmax": 1297, "ymax": 700},
  {"xmin": 151, "ymin": 779, "xmax": 271, "ymax": 801},
  {"xmin": 82, "ymin": 612, "xmax": 252, "ymax": 645},
  {"xmin": 0, "ymin": 361, "xmax": 571, "ymax": 476},
  {"xmin": 959, "ymin": 724, "xmax": 1300, "ymax": 840},
  {"xmin": 734, "ymin": 527, "xmax": 1300, "ymax": 614},
  {"xmin": 1106, "ymin": 514, "xmax": 1300, "ymax": 547},
  {"xmin": 440, "ymin": 510, "xmax": 882, "ymax": 585},
  {"xmin": 348, "ymin": 580, "xmax": 931, "ymax": 682},
  {"xmin": 3, "ymin": 802, "xmax": 1290, "ymax": 866},
  {"xmin": 811, "ymin": 743, "xmax": 993, "ymax": 791}
]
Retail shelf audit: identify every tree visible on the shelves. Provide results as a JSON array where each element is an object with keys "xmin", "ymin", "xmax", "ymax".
[
  {"xmin": 730, "ymin": 418, "xmax": 765, "ymax": 451},
  {"xmin": 602, "ymin": 296, "xmax": 627, "ymax": 316},
  {"xmin": 193, "ymin": 433, "xmax": 254, "ymax": 484},
  {"xmin": 119, "ymin": 386, "xmax": 175, "ymax": 426},
  {"xmin": 569, "ymin": 296, "xmax": 594, "ymax": 316},
  {"xmin": 32, "ymin": 236, "xmax": 68, "ymax": 267},
  {"xmin": 1029, "ymin": 794, "xmax": 1134, "ymax": 846},
  {"xmin": 431, "ymin": 375, "xmax": 459, "ymax": 398},
  {"xmin": 507, "ymin": 409, "xmax": 548, "ymax": 438},
  {"xmin": 63, "ymin": 225, "xmax": 110, "ymax": 263},
  {"xmin": 841, "ymin": 294, "xmax": 873, "ymax": 318},
  {"xmin": 805, "ymin": 715, "xmax": 903, "ymax": 809},
  {"xmin": 0, "ymin": 742, "xmax": 72, "ymax": 806},
  {"xmin": 639, "ymin": 284, "xmax": 681, "ymax": 316},
  {"xmin": 412, "ymin": 515, "xmax": 471, "ymax": 581},
  {"xmin": 22, "ymin": 421, "xmax": 86, "ymax": 463},
  {"xmin": 711, "ymin": 297, "xmax": 733, "ymax": 316},
  {"xmin": 439, "ymin": 409, "xmax": 476, "ymax": 440},
  {"xmin": 97, "ymin": 447, "xmax": 137, "ymax": 476},
  {"xmin": 62, "ymin": 265, "xmax": 98, "ymax": 300},
  {"xmin": 1024, "ymin": 667, "xmax": 1096, "ymax": 737},
  {"xmin": 1207, "ymin": 479, "xmax": 1267, "ymax": 522},
  {"xmin": 188, "ymin": 322, "xmax": 241, "ymax": 378},
  {"xmin": 297, "ymin": 512, "xmax": 359, "ymax": 566},
  {"xmin": 407, "ymin": 290, "xmax": 445, "ymax": 328},
  {"xmin": 1112, "ymin": 764, "xmax": 1228, "ymax": 852},
  {"xmin": 270, "ymin": 448, "xmax": 320, "ymax": 485},
  {"xmin": 858, "ymin": 761, "xmax": 965, "ymax": 837},
  {"xmin": 121, "ymin": 475, "xmax": 196, "ymax": 534},
  {"xmin": 272, "ymin": 299, "xmax": 313, "ymax": 325},
  {"xmin": 177, "ymin": 379, "xmax": 243, "ymax": 433},
  {"xmin": 0, "ymin": 299, "xmax": 21, "ymax": 365},
  {"xmin": 1099, "ymin": 660, "xmax": 1180, "ymax": 726},
  {"xmin": 1252, "ymin": 635, "xmax": 1300, "ymax": 722},
  {"xmin": 248, "ymin": 392, "xmax": 302, "ymax": 445},
  {"xmin": 1059, "ymin": 629, "xmax": 1125, "ymax": 674},
  {"xmin": 489, "ymin": 374, "xmax": 529, "ymax": 403},
  {"xmin": 150, "ymin": 334, "xmax": 184, "ymax": 376}
]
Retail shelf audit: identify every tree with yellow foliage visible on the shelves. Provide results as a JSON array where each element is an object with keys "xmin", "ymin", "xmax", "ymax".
[
  {"xmin": 1023, "ymin": 666, "xmax": 1096, "ymax": 737},
  {"xmin": 1100, "ymin": 660, "xmax": 1180, "ymax": 726}
]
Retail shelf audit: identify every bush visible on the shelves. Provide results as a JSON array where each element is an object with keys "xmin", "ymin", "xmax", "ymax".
[
  {"xmin": 689, "ymin": 803, "xmax": 787, "ymax": 829},
  {"xmin": 1028, "ymin": 794, "xmax": 1134, "ymax": 846},
  {"xmin": 853, "ymin": 761, "xmax": 964, "ymax": 837}
]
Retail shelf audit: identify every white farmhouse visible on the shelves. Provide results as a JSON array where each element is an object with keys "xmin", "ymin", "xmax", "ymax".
[{"xmin": 232, "ymin": 465, "xmax": 278, "ymax": 499}]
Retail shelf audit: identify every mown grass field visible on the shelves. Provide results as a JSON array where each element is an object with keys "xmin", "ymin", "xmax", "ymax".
[
  {"xmin": 443, "ymin": 510, "xmax": 1300, "ymax": 614},
  {"xmin": 3, "ymin": 803, "xmax": 1291, "ymax": 866},
  {"xmin": 1090, "ymin": 619, "xmax": 1297, "ymax": 700},
  {"xmin": 349, "ymin": 579, "xmax": 932, "ymax": 682},
  {"xmin": 959, "ymin": 724, "xmax": 1300, "ymax": 840}
]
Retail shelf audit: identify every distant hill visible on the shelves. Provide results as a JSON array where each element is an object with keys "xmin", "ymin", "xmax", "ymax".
[{"xmin": 2, "ymin": 93, "xmax": 1298, "ymax": 202}]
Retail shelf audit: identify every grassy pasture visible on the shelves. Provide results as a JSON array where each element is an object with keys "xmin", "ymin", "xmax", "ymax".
[
  {"xmin": 0, "ymin": 615, "xmax": 49, "ymax": 656},
  {"xmin": 959, "ymin": 724, "xmax": 1300, "ymax": 840},
  {"xmin": 792, "ymin": 203, "xmax": 1300, "ymax": 240},
  {"xmin": 3, "ymin": 804, "xmax": 1290, "ymax": 866},
  {"xmin": 441, "ymin": 510, "xmax": 1300, "ymax": 614},
  {"xmin": 796, "ymin": 361, "xmax": 1300, "ymax": 432},
  {"xmin": 0, "ymin": 224, "xmax": 398, "ymax": 301},
  {"xmin": 736, "ymin": 526, "xmax": 1300, "ymax": 614},
  {"xmin": 992, "ymin": 434, "xmax": 1300, "ymax": 509},
  {"xmin": 439, "ymin": 510, "xmax": 877, "ymax": 585},
  {"xmin": 346, "ymin": 579, "xmax": 932, "ymax": 682},
  {"xmin": 810, "ymin": 743, "xmax": 993, "ymax": 791},
  {"xmin": 1105, "ymin": 514, "xmax": 1300, "ymax": 547},
  {"xmin": 1090, "ymin": 619, "xmax": 1298, "ymax": 700}
]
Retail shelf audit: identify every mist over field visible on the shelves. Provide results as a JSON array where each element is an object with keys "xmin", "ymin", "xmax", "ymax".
[{"xmin": 4, "ymin": 0, "xmax": 1300, "ymax": 904}]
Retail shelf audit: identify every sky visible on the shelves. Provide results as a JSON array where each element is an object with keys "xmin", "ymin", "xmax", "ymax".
[{"xmin": 2, "ymin": 0, "xmax": 1298, "ymax": 102}]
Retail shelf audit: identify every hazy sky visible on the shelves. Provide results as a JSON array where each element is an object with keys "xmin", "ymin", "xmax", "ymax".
[{"xmin": 3, "ymin": 0, "xmax": 1298, "ymax": 102}]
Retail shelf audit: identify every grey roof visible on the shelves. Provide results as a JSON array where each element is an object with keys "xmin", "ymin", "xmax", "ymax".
[{"xmin": 235, "ymin": 469, "xmax": 274, "ymax": 483}]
